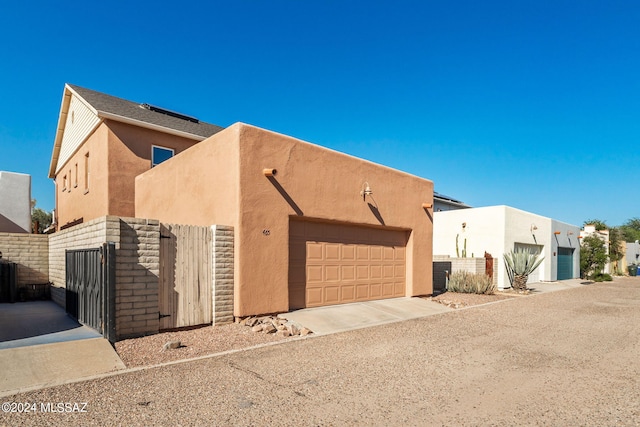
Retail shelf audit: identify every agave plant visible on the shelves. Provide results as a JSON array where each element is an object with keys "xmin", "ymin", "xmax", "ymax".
[{"xmin": 503, "ymin": 249, "xmax": 544, "ymax": 291}]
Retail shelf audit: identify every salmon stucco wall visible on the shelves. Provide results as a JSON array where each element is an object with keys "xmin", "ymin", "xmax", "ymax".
[
  {"xmin": 135, "ymin": 125, "xmax": 240, "ymax": 228},
  {"xmin": 55, "ymin": 123, "xmax": 110, "ymax": 229},
  {"xmin": 135, "ymin": 123, "xmax": 434, "ymax": 317},
  {"xmin": 55, "ymin": 120, "xmax": 200, "ymax": 229}
]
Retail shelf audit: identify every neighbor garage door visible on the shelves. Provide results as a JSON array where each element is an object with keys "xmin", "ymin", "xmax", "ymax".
[
  {"xmin": 557, "ymin": 247, "xmax": 574, "ymax": 280},
  {"xmin": 289, "ymin": 220, "xmax": 408, "ymax": 309}
]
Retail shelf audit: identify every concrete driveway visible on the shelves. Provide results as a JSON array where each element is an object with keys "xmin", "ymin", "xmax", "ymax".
[
  {"xmin": 282, "ymin": 296, "xmax": 453, "ymax": 335},
  {"xmin": 0, "ymin": 301, "xmax": 125, "ymax": 396}
]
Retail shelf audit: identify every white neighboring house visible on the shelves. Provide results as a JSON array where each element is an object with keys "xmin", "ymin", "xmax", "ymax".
[
  {"xmin": 627, "ymin": 240, "xmax": 640, "ymax": 266},
  {"xmin": 0, "ymin": 171, "xmax": 31, "ymax": 233},
  {"xmin": 579, "ymin": 225, "xmax": 612, "ymax": 274},
  {"xmin": 434, "ymin": 205, "xmax": 581, "ymax": 289}
]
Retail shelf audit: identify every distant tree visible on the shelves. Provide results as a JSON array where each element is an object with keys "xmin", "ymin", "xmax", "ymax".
[
  {"xmin": 620, "ymin": 218, "xmax": 640, "ymax": 242},
  {"xmin": 580, "ymin": 234, "xmax": 608, "ymax": 279},
  {"xmin": 31, "ymin": 200, "xmax": 52, "ymax": 234},
  {"xmin": 582, "ymin": 219, "xmax": 623, "ymax": 267},
  {"xmin": 583, "ymin": 219, "xmax": 608, "ymax": 231}
]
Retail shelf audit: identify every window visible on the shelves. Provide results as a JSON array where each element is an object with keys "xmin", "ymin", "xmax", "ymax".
[
  {"xmin": 68, "ymin": 169, "xmax": 72, "ymax": 191},
  {"xmin": 84, "ymin": 152, "xmax": 90, "ymax": 193},
  {"xmin": 74, "ymin": 163, "xmax": 78, "ymax": 188},
  {"xmin": 62, "ymin": 174, "xmax": 68, "ymax": 191},
  {"xmin": 152, "ymin": 145, "xmax": 174, "ymax": 167}
]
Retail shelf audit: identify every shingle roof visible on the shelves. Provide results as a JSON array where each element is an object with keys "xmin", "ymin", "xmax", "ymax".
[{"xmin": 67, "ymin": 84, "xmax": 224, "ymax": 138}]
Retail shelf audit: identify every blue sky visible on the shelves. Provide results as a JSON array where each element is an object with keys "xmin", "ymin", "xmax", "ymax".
[{"xmin": 0, "ymin": 1, "xmax": 638, "ymax": 227}]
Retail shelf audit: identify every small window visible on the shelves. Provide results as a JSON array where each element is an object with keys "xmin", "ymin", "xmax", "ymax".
[
  {"xmin": 74, "ymin": 163, "xmax": 78, "ymax": 188},
  {"xmin": 152, "ymin": 145, "xmax": 174, "ymax": 167},
  {"xmin": 84, "ymin": 152, "xmax": 90, "ymax": 193},
  {"xmin": 62, "ymin": 175, "xmax": 68, "ymax": 191}
]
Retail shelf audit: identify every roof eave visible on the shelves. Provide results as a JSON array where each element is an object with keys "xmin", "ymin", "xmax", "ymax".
[
  {"xmin": 97, "ymin": 111, "xmax": 208, "ymax": 142},
  {"xmin": 48, "ymin": 86, "xmax": 73, "ymax": 178}
]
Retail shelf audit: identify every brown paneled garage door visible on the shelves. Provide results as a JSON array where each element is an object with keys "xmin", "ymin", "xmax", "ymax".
[{"xmin": 289, "ymin": 220, "xmax": 408, "ymax": 309}]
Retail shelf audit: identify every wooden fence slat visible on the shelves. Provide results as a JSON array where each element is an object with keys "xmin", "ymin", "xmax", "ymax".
[{"xmin": 158, "ymin": 224, "xmax": 213, "ymax": 329}]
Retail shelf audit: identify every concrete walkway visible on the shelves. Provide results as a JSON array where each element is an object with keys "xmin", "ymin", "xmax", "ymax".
[
  {"xmin": 0, "ymin": 301, "xmax": 125, "ymax": 397},
  {"xmin": 282, "ymin": 297, "xmax": 453, "ymax": 335}
]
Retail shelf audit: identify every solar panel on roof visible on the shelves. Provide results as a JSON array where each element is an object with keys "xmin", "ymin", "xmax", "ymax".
[{"xmin": 140, "ymin": 103, "xmax": 199, "ymax": 123}]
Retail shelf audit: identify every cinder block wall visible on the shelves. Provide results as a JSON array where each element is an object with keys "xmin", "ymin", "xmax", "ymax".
[
  {"xmin": 116, "ymin": 218, "xmax": 160, "ymax": 339},
  {"xmin": 49, "ymin": 217, "xmax": 119, "ymax": 307},
  {"xmin": 433, "ymin": 255, "xmax": 498, "ymax": 287},
  {"xmin": 48, "ymin": 216, "xmax": 160, "ymax": 339},
  {"xmin": 212, "ymin": 225, "xmax": 234, "ymax": 324},
  {"xmin": 0, "ymin": 232, "xmax": 49, "ymax": 286}
]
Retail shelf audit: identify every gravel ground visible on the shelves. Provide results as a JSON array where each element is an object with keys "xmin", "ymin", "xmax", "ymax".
[
  {"xmin": 116, "ymin": 293, "xmax": 509, "ymax": 368},
  {"xmin": 428, "ymin": 290, "xmax": 516, "ymax": 308},
  {"xmin": 2, "ymin": 277, "xmax": 639, "ymax": 426},
  {"xmin": 115, "ymin": 323, "xmax": 292, "ymax": 368}
]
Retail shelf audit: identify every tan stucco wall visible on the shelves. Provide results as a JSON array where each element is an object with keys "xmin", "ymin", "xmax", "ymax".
[
  {"xmin": 55, "ymin": 120, "xmax": 199, "ymax": 229},
  {"xmin": 55, "ymin": 124, "xmax": 110, "ymax": 229},
  {"xmin": 135, "ymin": 123, "xmax": 434, "ymax": 317}
]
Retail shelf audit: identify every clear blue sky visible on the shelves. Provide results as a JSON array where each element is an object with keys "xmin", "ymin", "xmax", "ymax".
[{"xmin": 0, "ymin": 1, "xmax": 638, "ymax": 227}]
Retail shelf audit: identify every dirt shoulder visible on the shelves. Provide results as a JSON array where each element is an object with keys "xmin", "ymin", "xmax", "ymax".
[
  {"xmin": 427, "ymin": 290, "xmax": 516, "ymax": 308},
  {"xmin": 115, "ymin": 323, "xmax": 292, "ymax": 368}
]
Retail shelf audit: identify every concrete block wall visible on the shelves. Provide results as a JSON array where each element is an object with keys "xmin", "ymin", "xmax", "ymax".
[
  {"xmin": 48, "ymin": 216, "xmax": 160, "ymax": 339},
  {"xmin": 0, "ymin": 232, "xmax": 49, "ymax": 287},
  {"xmin": 433, "ymin": 255, "xmax": 498, "ymax": 287},
  {"xmin": 48, "ymin": 216, "xmax": 119, "ymax": 307},
  {"xmin": 116, "ymin": 218, "xmax": 160, "ymax": 339},
  {"xmin": 212, "ymin": 225, "xmax": 234, "ymax": 325}
]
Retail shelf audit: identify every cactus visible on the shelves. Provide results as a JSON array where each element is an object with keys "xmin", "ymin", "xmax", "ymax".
[
  {"xmin": 462, "ymin": 238, "xmax": 467, "ymax": 258},
  {"xmin": 456, "ymin": 234, "xmax": 460, "ymax": 257}
]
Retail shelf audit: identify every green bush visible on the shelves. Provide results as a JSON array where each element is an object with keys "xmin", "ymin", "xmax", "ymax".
[
  {"xmin": 592, "ymin": 272, "xmax": 613, "ymax": 282},
  {"xmin": 447, "ymin": 271, "xmax": 496, "ymax": 295}
]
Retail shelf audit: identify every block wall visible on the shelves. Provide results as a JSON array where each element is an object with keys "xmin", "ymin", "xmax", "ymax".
[
  {"xmin": 0, "ymin": 232, "xmax": 49, "ymax": 286},
  {"xmin": 115, "ymin": 218, "xmax": 160, "ymax": 339},
  {"xmin": 433, "ymin": 255, "xmax": 498, "ymax": 287},
  {"xmin": 212, "ymin": 225, "xmax": 234, "ymax": 325}
]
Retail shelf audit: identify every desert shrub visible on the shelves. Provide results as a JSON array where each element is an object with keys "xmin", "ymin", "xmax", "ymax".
[
  {"xmin": 592, "ymin": 272, "xmax": 613, "ymax": 282},
  {"xmin": 504, "ymin": 249, "xmax": 544, "ymax": 291},
  {"xmin": 447, "ymin": 271, "xmax": 496, "ymax": 295}
]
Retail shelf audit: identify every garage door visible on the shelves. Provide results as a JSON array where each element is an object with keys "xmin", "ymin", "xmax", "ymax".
[
  {"xmin": 289, "ymin": 220, "xmax": 408, "ymax": 309},
  {"xmin": 557, "ymin": 247, "xmax": 574, "ymax": 280}
]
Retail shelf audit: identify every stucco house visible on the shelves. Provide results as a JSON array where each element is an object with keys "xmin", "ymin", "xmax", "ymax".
[
  {"xmin": 433, "ymin": 206, "xmax": 580, "ymax": 289},
  {"xmin": 136, "ymin": 123, "xmax": 435, "ymax": 316},
  {"xmin": 0, "ymin": 171, "xmax": 31, "ymax": 233},
  {"xmin": 433, "ymin": 192, "xmax": 470, "ymax": 212},
  {"xmin": 48, "ymin": 84, "xmax": 224, "ymax": 230},
  {"xmin": 48, "ymin": 85, "xmax": 435, "ymax": 318}
]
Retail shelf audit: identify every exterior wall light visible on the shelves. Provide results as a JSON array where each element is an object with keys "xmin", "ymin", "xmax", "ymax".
[
  {"xmin": 263, "ymin": 168, "xmax": 277, "ymax": 177},
  {"xmin": 422, "ymin": 203, "xmax": 432, "ymax": 209},
  {"xmin": 531, "ymin": 224, "xmax": 538, "ymax": 233},
  {"xmin": 360, "ymin": 182, "xmax": 372, "ymax": 200},
  {"xmin": 554, "ymin": 231, "xmax": 561, "ymax": 235}
]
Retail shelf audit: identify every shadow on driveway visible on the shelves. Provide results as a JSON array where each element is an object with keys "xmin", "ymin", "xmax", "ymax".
[{"xmin": 0, "ymin": 300, "xmax": 101, "ymax": 349}]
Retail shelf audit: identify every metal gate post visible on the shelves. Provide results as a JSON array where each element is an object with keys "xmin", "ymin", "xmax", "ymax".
[{"xmin": 102, "ymin": 242, "xmax": 116, "ymax": 343}]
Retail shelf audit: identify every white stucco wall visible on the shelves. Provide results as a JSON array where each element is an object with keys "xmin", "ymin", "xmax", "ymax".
[
  {"xmin": 0, "ymin": 171, "xmax": 31, "ymax": 233},
  {"xmin": 627, "ymin": 241, "xmax": 640, "ymax": 266},
  {"xmin": 434, "ymin": 206, "xmax": 580, "ymax": 289}
]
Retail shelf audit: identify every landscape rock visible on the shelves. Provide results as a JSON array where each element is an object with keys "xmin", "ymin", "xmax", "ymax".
[
  {"xmin": 162, "ymin": 340, "xmax": 181, "ymax": 351},
  {"xmin": 238, "ymin": 315, "xmax": 313, "ymax": 336}
]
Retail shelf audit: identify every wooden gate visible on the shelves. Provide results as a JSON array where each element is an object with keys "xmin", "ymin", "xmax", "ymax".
[
  {"xmin": 484, "ymin": 252, "xmax": 494, "ymax": 281},
  {"xmin": 65, "ymin": 243, "xmax": 116, "ymax": 342},
  {"xmin": 159, "ymin": 224, "xmax": 213, "ymax": 329}
]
